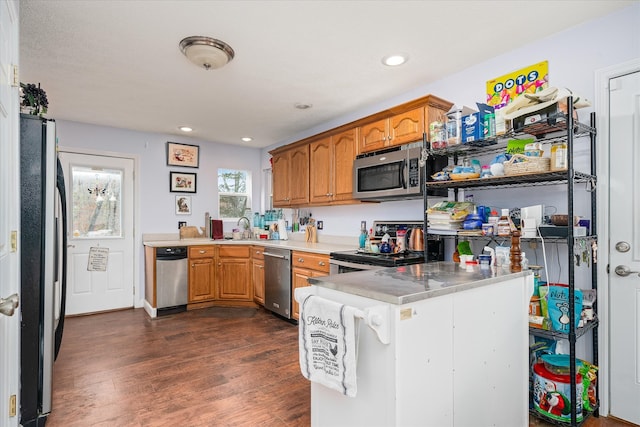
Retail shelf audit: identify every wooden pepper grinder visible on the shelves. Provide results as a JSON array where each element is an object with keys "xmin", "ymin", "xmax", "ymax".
[{"xmin": 510, "ymin": 230, "xmax": 522, "ymax": 272}]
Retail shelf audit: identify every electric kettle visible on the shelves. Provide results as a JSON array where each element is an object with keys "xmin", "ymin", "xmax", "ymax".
[{"xmin": 407, "ymin": 227, "xmax": 424, "ymax": 252}]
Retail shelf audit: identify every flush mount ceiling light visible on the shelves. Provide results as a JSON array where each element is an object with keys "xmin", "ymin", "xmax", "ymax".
[
  {"xmin": 294, "ymin": 103, "xmax": 313, "ymax": 110},
  {"xmin": 241, "ymin": 137, "xmax": 253, "ymax": 142},
  {"xmin": 179, "ymin": 126, "xmax": 193, "ymax": 132},
  {"xmin": 382, "ymin": 53, "xmax": 409, "ymax": 67},
  {"xmin": 179, "ymin": 36, "xmax": 235, "ymax": 70}
]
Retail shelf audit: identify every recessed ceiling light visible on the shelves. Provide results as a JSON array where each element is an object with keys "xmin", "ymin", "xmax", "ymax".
[
  {"xmin": 382, "ymin": 54, "xmax": 409, "ymax": 66},
  {"xmin": 295, "ymin": 103, "xmax": 312, "ymax": 110},
  {"xmin": 241, "ymin": 137, "xmax": 253, "ymax": 142},
  {"xmin": 179, "ymin": 126, "xmax": 193, "ymax": 132}
]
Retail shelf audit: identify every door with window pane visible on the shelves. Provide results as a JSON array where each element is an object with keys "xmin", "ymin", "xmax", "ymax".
[{"xmin": 59, "ymin": 152, "xmax": 135, "ymax": 315}]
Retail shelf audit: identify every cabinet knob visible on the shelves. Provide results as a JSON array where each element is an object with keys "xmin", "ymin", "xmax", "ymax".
[
  {"xmin": 298, "ymin": 258, "xmax": 304, "ymax": 263},
  {"xmin": 318, "ymin": 261, "xmax": 325, "ymax": 266},
  {"xmin": 199, "ymin": 250, "xmax": 206, "ymax": 254}
]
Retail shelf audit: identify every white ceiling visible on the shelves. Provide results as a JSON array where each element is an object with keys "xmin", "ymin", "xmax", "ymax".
[{"xmin": 19, "ymin": 0, "xmax": 632, "ymax": 149}]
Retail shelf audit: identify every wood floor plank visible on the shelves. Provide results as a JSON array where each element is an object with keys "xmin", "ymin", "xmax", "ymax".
[{"xmin": 46, "ymin": 307, "xmax": 628, "ymax": 427}]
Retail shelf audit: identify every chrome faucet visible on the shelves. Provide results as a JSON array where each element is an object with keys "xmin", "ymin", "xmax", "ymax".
[{"xmin": 237, "ymin": 216, "xmax": 252, "ymax": 239}]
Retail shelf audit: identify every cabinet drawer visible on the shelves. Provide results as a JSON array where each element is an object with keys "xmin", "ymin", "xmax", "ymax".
[
  {"xmin": 252, "ymin": 245, "xmax": 264, "ymax": 260},
  {"xmin": 189, "ymin": 245, "xmax": 215, "ymax": 259},
  {"xmin": 218, "ymin": 245, "xmax": 250, "ymax": 258},
  {"xmin": 292, "ymin": 251, "xmax": 330, "ymax": 273}
]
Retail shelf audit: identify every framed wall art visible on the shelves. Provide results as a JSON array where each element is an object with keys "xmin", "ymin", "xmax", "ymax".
[
  {"xmin": 175, "ymin": 196, "xmax": 192, "ymax": 215},
  {"xmin": 170, "ymin": 171, "xmax": 197, "ymax": 193},
  {"xmin": 167, "ymin": 142, "xmax": 199, "ymax": 168}
]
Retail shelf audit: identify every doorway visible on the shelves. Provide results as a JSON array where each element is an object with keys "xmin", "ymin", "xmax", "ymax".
[
  {"xmin": 596, "ymin": 59, "xmax": 640, "ymax": 425},
  {"xmin": 58, "ymin": 151, "xmax": 136, "ymax": 315}
]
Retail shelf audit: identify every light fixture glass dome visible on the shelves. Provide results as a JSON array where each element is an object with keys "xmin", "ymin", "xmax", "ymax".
[{"xmin": 179, "ymin": 36, "xmax": 235, "ymax": 70}]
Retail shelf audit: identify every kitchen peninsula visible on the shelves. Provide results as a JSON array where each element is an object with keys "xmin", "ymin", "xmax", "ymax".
[{"xmin": 297, "ymin": 263, "xmax": 533, "ymax": 427}]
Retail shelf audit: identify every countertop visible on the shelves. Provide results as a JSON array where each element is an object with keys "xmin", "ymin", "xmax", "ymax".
[
  {"xmin": 143, "ymin": 236, "xmax": 355, "ymax": 255},
  {"xmin": 307, "ymin": 261, "xmax": 531, "ymax": 305}
]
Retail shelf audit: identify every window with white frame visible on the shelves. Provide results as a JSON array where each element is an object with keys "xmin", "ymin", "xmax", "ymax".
[{"xmin": 218, "ymin": 168, "xmax": 251, "ymax": 218}]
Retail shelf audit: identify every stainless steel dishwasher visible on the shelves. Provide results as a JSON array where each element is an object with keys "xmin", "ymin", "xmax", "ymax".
[
  {"xmin": 263, "ymin": 248, "xmax": 292, "ymax": 319},
  {"xmin": 155, "ymin": 246, "xmax": 188, "ymax": 316}
]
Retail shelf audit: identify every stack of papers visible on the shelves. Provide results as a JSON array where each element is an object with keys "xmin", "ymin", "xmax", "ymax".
[{"xmin": 426, "ymin": 201, "xmax": 474, "ymax": 233}]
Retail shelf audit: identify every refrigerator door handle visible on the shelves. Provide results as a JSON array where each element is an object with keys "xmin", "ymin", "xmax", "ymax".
[
  {"xmin": 54, "ymin": 158, "xmax": 68, "ymax": 360},
  {"xmin": 0, "ymin": 293, "xmax": 19, "ymax": 316}
]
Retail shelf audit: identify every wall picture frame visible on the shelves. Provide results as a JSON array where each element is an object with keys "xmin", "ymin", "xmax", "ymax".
[
  {"xmin": 170, "ymin": 171, "xmax": 197, "ymax": 193},
  {"xmin": 175, "ymin": 195, "xmax": 192, "ymax": 215},
  {"xmin": 167, "ymin": 142, "xmax": 199, "ymax": 168}
]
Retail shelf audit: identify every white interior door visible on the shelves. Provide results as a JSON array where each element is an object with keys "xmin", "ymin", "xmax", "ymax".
[
  {"xmin": 0, "ymin": 1, "xmax": 20, "ymax": 426},
  {"xmin": 608, "ymin": 69, "xmax": 640, "ymax": 425},
  {"xmin": 59, "ymin": 151, "xmax": 135, "ymax": 315}
]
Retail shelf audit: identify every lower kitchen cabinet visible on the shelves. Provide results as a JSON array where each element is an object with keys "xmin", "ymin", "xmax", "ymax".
[
  {"xmin": 251, "ymin": 245, "xmax": 265, "ymax": 305},
  {"xmin": 217, "ymin": 245, "xmax": 252, "ymax": 303},
  {"xmin": 188, "ymin": 246, "xmax": 216, "ymax": 303},
  {"xmin": 291, "ymin": 251, "xmax": 329, "ymax": 320}
]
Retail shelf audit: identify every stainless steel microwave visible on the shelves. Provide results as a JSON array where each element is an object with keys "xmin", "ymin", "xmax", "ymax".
[{"xmin": 353, "ymin": 146, "xmax": 449, "ymax": 201}]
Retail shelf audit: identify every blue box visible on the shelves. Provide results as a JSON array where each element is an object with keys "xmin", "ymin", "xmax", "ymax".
[{"xmin": 461, "ymin": 113, "xmax": 482, "ymax": 143}]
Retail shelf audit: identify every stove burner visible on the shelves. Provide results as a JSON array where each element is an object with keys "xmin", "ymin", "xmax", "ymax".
[{"xmin": 330, "ymin": 250, "xmax": 425, "ymax": 268}]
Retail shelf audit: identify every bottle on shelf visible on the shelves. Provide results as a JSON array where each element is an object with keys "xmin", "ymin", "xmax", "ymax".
[
  {"xmin": 496, "ymin": 209, "xmax": 511, "ymax": 237},
  {"xmin": 359, "ymin": 226, "xmax": 367, "ymax": 249},
  {"xmin": 551, "ymin": 141, "xmax": 568, "ymax": 171}
]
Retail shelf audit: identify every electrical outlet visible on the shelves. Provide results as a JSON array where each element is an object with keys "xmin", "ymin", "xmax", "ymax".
[
  {"xmin": 361, "ymin": 220, "xmax": 366, "ymax": 230},
  {"xmin": 317, "ymin": 221, "xmax": 323, "ymax": 230}
]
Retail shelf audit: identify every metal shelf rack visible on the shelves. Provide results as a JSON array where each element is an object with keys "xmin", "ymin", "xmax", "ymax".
[{"xmin": 423, "ymin": 99, "xmax": 599, "ymax": 426}]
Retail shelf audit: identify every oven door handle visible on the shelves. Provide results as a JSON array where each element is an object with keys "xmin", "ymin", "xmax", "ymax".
[{"xmin": 329, "ymin": 259, "xmax": 384, "ymax": 271}]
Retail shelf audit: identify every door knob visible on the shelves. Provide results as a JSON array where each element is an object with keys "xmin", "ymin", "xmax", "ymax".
[
  {"xmin": 614, "ymin": 265, "xmax": 640, "ymax": 277},
  {"xmin": 0, "ymin": 293, "xmax": 19, "ymax": 317}
]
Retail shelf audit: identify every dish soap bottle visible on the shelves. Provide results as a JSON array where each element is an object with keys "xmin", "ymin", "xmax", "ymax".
[{"xmin": 359, "ymin": 225, "xmax": 367, "ymax": 249}]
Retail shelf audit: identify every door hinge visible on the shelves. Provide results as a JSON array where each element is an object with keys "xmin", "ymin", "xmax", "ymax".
[
  {"xmin": 9, "ymin": 394, "xmax": 16, "ymax": 417},
  {"xmin": 11, "ymin": 65, "xmax": 19, "ymax": 87},
  {"xmin": 10, "ymin": 231, "xmax": 17, "ymax": 252}
]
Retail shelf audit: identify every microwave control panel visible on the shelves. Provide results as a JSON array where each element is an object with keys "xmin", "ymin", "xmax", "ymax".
[{"xmin": 408, "ymin": 158, "xmax": 420, "ymax": 188}]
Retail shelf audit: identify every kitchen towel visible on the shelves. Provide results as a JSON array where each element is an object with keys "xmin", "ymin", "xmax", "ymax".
[{"xmin": 299, "ymin": 295, "xmax": 359, "ymax": 397}]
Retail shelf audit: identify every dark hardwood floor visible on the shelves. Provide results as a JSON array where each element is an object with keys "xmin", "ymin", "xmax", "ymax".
[{"xmin": 48, "ymin": 307, "xmax": 632, "ymax": 427}]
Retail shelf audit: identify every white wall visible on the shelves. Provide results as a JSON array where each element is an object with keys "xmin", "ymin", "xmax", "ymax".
[{"xmin": 56, "ymin": 120, "xmax": 263, "ymax": 233}]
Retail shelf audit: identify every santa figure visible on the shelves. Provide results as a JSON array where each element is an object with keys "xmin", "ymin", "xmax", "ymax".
[{"xmin": 539, "ymin": 382, "xmax": 567, "ymax": 417}]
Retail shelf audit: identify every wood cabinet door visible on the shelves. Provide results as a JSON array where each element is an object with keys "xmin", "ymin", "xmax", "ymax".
[
  {"xmin": 331, "ymin": 128, "xmax": 357, "ymax": 202},
  {"xmin": 217, "ymin": 257, "xmax": 252, "ymax": 301},
  {"xmin": 271, "ymin": 151, "xmax": 290, "ymax": 207},
  {"xmin": 189, "ymin": 257, "xmax": 215, "ymax": 302},
  {"xmin": 309, "ymin": 137, "xmax": 332, "ymax": 204},
  {"xmin": 289, "ymin": 145, "xmax": 310, "ymax": 205},
  {"xmin": 252, "ymin": 259, "xmax": 265, "ymax": 305},
  {"xmin": 292, "ymin": 267, "xmax": 311, "ymax": 321},
  {"xmin": 389, "ymin": 107, "xmax": 424, "ymax": 146},
  {"xmin": 360, "ymin": 118, "xmax": 388, "ymax": 153}
]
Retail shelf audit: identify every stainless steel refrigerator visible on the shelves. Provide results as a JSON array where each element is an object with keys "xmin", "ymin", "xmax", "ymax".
[{"xmin": 20, "ymin": 114, "xmax": 67, "ymax": 427}]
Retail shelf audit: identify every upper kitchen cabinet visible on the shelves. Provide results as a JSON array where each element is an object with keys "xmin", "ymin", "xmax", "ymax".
[
  {"xmin": 309, "ymin": 128, "xmax": 358, "ymax": 205},
  {"xmin": 272, "ymin": 144, "xmax": 309, "ymax": 207},
  {"xmin": 359, "ymin": 96, "xmax": 452, "ymax": 154},
  {"xmin": 360, "ymin": 107, "xmax": 424, "ymax": 153}
]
